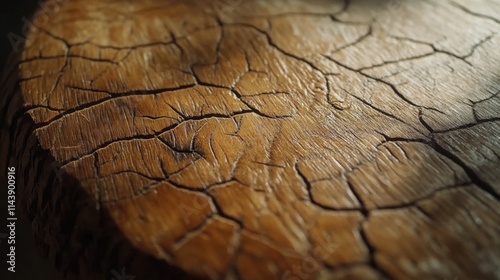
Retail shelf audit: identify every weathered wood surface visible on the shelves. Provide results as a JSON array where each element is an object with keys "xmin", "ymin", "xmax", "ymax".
[{"xmin": 1, "ymin": 0, "xmax": 500, "ymax": 279}]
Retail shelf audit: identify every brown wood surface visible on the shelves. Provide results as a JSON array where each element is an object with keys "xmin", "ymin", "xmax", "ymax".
[{"xmin": 1, "ymin": 0, "xmax": 500, "ymax": 279}]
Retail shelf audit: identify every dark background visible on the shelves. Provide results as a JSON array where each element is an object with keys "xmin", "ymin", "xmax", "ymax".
[
  {"xmin": 0, "ymin": 0, "xmax": 38, "ymax": 66},
  {"xmin": 1, "ymin": 1, "xmax": 60, "ymax": 279}
]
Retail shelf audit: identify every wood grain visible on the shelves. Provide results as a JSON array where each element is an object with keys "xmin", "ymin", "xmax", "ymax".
[{"xmin": 1, "ymin": 0, "xmax": 500, "ymax": 279}]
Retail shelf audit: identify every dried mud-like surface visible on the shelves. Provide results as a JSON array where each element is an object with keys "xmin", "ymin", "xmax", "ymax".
[{"xmin": 1, "ymin": 0, "xmax": 499, "ymax": 279}]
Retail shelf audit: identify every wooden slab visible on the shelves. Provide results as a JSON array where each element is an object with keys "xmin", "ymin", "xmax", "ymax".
[{"xmin": 1, "ymin": 0, "xmax": 499, "ymax": 279}]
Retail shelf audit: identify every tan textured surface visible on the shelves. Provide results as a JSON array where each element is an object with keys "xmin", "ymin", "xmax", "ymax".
[{"xmin": 1, "ymin": 0, "xmax": 499, "ymax": 279}]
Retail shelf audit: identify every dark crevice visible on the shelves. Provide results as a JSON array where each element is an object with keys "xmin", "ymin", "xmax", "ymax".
[
  {"xmin": 345, "ymin": 176, "xmax": 368, "ymax": 216},
  {"xmin": 156, "ymin": 136, "xmax": 203, "ymax": 158},
  {"xmin": 450, "ymin": 1, "xmax": 500, "ymax": 25},
  {"xmin": 252, "ymin": 161, "xmax": 286, "ymax": 169},
  {"xmin": 433, "ymin": 117, "xmax": 500, "ymax": 133},
  {"xmin": 391, "ymin": 33, "xmax": 495, "ymax": 65},
  {"xmin": 358, "ymin": 214, "xmax": 394, "ymax": 280},
  {"xmin": 206, "ymin": 192, "xmax": 244, "ymax": 228},
  {"xmin": 60, "ymin": 110, "xmax": 256, "ymax": 166},
  {"xmin": 375, "ymin": 130, "xmax": 430, "ymax": 148},
  {"xmin": 344, "ymin": 89, "xmax": 424, "ymax": 133},
  {"xmin": 19, "ymin": 54, "xmax": 119, "ymax": 64},
  {"xmin": 324, "ymin": 54, "xmax": 445, "ymax": 115},
  {"xmin": 418, "ymin": 110, "xmax": 435, "ymax": 133},
  {"xmin": 226, "ymin": 22, "xmax": 330, "ymax": 75},
  {"xmin": 430, "ymin": 139, "xmax": 500, "ymax": 201},
  {"xmin": 372, "ymin": 183, "xmax": 472, "ymax": 212},
  {"xmin": 172, "ymin": 214, "xmax": 214, "ymax": 247},
  {"xmin": 294, "ymin": 162, "xmax": 317, "ymax": 206},
  {"xmin": 330, "ymin": 24, "xmax": 373, "ymax": 54},
  {"xmin": 357, "ymin": 51, "xmax": 435, "ymax": 72},
  {"xmin": 31, "ymin": 83, "xmax": 196, "ymax": 129}
]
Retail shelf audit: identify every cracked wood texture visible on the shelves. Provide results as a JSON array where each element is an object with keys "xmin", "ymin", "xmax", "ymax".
[{"xmin": 1, "ymin": 0, "xmax": 500, "ymax": 279}]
